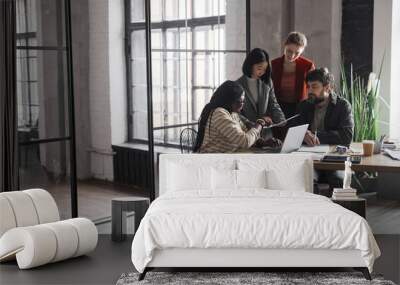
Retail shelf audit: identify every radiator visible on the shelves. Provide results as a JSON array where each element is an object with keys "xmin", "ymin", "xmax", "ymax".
[{"xmin": 112, "ymin": 145, "xmax": 151, "ymax": 188}]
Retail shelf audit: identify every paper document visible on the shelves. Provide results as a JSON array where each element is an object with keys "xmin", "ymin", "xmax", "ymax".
[
  {"xmin": 297, "ymin": 145, "xmax": 330, "ymax": 153},
  {"xmin": 263, "ymin": 114, "xmax": 300, "ymax": 129},
  {"xmin": 383, "ymin": 149, "xmax": 400, "ymax": 160}
]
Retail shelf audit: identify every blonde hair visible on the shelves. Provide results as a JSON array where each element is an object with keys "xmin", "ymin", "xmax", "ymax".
[{"xmin": 285, "ymin": 31, "xmax": 308, "ymax": 47}]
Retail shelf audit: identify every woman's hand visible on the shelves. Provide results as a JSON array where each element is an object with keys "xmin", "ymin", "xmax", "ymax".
[
  {"xmin": 261, "ymin": 116, "xmax": 273, "ymax": 126},
  {"xmin": 255, "ymin": 118, "xmax": 266, "ymax": 127}
]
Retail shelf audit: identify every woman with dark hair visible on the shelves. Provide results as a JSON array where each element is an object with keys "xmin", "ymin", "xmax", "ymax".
[
  {"xmin": 236, "ymin": 48, "xmax": 286, "ymax": 139},
  {"xmin": 193, "ymin": 80, "xmax": 265, "ymax": 153}
]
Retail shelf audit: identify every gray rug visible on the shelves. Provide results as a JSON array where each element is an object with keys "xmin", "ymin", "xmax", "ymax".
[{"xmin": 116, "ymin": 271, "xmax": 396, "ymax": 285}]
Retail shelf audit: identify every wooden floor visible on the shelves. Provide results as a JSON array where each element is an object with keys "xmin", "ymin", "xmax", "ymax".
[
  {"xmin": 365, "ymin": 195, "xmax": 400, "ymax": 234},
  {"xmin": 0, "ymin": 235, "xmax": 134, "ymax": 285},
  {"xmin": 19, "ymin": 168, "xmax": 147, "ymax": 221}
]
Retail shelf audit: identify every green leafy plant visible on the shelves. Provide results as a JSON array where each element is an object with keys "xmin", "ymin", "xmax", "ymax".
[{"xmin": 339, "ymin": 63, "xmax": 383, "ymax": 142}]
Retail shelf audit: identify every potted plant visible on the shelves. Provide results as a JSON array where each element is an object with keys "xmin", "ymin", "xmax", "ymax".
[
  {"xmin": 339, "ymin": 64, "xmax": 382, "ymax": 142},
  {"xmin": 339, "ymin": 62, "xmax": 385, "ymax": 194}
]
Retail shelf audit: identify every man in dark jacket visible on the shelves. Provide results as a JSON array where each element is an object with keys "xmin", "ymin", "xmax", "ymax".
[
  {"xmin": 296, "ymin": 68, "xmax": 354, "ymax": 193},
  {"xmin": 296, "ymin": 68, "xmax": 354, "ymax": 146}
]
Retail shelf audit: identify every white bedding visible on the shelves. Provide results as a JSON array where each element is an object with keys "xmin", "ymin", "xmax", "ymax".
[{"xmin": 131, "ymin": 190, "xmax": 380, "ymax": 273}]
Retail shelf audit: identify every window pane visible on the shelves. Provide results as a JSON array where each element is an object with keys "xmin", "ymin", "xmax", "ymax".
[
  {"xmin": 193, "ymin": 52, "xmax": 215, "ymax": 87},
  {"xmin": 16, "ymin": 49, "xmax": 69, "ymax": 141},
  {"xmin": 16, "ymin": 0, "xmax": 37, "ymax": 33},
  {"xmin": 131, "ymin": 86, "xmax": 148, "ymax": 140},
  {"xmin": 166, "ymin": 28, "xmax": 179, "ymax": 49},
  {"xmin": 130, "ymin": 26, "xmax": 148, "ymax": 140},
  {"xmin": 192, "ymin": 89, "xmax": 213, "ymax": 120},
  {"xmin": 151, "ymin": 29, "xmax": 163, "ymax": 49},
  {"xmin": 131, "ymin": 0, "xmax": 145, "ymax": 22},
  {"xmin": 151, "ymin": 0, "xmax": 162, "ymax": 22},
  {"xmin": 16, "ymin": 0, "xmax": 65, "ymax": 47},
  {"xmin": 165, "ymin": 0, "xmax": 179, "ymax": 20},
  {"xmin": 132, "ymin": 30, "xmax": 146, "ymax": 58}
]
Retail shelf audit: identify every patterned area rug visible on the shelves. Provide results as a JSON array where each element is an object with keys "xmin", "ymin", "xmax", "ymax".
[{"xmin": 116, "ymin": 271, "xmax": 396, "ymax": 285}]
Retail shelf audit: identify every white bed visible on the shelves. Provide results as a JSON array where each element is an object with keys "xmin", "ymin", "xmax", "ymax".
[{"xmin": 131, "ymin": 154, "xmax": 380, "ymax": 280}]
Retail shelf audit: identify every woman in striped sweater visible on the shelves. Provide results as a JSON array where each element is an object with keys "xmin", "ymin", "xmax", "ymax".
[{"xmin": 193, "ymin": 81, "xmax": 277, "ymax": 153}]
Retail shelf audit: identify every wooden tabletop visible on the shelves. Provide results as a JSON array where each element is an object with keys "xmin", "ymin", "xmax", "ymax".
[{"xmin": 314, "ymin": 143, "xmax": 400, "ymax": 173}]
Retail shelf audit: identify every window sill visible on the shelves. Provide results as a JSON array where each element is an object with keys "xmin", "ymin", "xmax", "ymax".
[{"xmin": 113, "ymin": 142, "xmax": 181, "ymax": 154}]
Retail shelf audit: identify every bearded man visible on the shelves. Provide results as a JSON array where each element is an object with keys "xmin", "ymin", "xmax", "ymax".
[{"xmin": 296, "ymin": 67, "xmax": 354, "ymax": 147}]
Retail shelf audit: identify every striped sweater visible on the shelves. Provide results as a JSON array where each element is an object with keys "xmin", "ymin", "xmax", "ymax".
[{"xmin": 199, "ymin": 107, "xmax": 260, "ymax": 153}]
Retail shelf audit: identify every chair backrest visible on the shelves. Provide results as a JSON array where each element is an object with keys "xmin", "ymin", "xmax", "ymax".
[
  {"xmin": 0, "ymin": 189, "xmax": 60, "ymax": 237},
  {"xmin": 158, "ymin": 153, "xmax": 314, "ymax": 196},
  {"xmin": 179, "ymin": 127, "xmax": 198, "ymax": 153}
]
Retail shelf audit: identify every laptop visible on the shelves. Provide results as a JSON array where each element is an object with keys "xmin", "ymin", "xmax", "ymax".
[{"xmin": 261, "ymin": 124, "xmax": 309, "ymax": 153}]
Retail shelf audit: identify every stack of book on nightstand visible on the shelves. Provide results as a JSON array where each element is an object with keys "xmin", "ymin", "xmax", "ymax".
[{"xmin": 332, "ymin": 188, "xmax": 357, "ymax": 200}]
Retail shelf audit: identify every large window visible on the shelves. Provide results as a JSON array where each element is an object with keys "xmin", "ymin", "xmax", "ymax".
[{"xmin": 126, "ymin": 0, "xmax": 248, "ymax": 145}]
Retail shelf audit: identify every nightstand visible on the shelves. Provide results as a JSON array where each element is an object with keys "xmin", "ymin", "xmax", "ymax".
[
  {"xmin": 331, "ymin": 197, "xmax": 366, "ymax": 218},
  {"xmin": 111, "ymin": 197, "xmax": 150, "ymax": 242}
]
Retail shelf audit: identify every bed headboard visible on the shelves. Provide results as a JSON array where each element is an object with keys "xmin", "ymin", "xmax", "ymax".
[{"xmin": 158, "ymin": 153, "xmax": 314, "ymax": 196}]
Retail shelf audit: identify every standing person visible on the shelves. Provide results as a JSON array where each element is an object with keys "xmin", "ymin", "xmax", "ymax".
[
  {"xmin": 236, "ymin": 48, "xmax": 285, "ymax": 142},
  {"xmin": 271, "ymin": 31, "xmax": 315, "ymax": 138}
]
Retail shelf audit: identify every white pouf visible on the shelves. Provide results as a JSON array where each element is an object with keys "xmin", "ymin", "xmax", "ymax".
[{"xmin": 0, "ymin": 189, "xmax": 98, "ymax": 269}]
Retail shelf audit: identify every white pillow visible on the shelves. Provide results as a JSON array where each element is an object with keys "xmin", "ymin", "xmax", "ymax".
[
  {"xmin": 237, "ymin": 158, "xmax": 310, "ymax": 192},
  {"xmin": 167, "ymin": 163, "xmax": 212, "ymax": 191},
  {"xmin": 236, "ymin": 169, "xmax": 268, "ymax": 189},
  {"xmin": 212, "ymin": 169, "xmax": 237, "ymax": 191},
  {"xmin": 266, "ymin": 165, "xmax": 307, "ymax": 191}
]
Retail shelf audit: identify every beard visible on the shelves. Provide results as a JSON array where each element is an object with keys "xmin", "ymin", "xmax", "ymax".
[{"xmin": 308, "ymin": 92, "xmax": 325, "ymax": 105}]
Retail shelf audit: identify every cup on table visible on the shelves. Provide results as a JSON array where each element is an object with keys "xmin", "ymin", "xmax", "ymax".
[{"xmin": 362, "ymin": 140, "xmax": 375, "ymax": 156}]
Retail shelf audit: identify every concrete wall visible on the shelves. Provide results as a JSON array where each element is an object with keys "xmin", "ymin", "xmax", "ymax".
[
  {"xmin": 225, "ymin": 0, "xmax": 247, "ymax": 81},
  {"xmin": 70, "ymin": 0, "xmax": 127, "ymax": 181},
  {"xmin": 109, "ymin": 0, "xmax": 127, "ymax": 146},
  {"xmin": 293, "ymin": 0, "xmax": 342, "ymax": 85},
  {"xmin": 87, "ymin": 0, "xmax": 113, "ymax": 180},
  {"xmin": 391, "ymin": 0, "xmax": 400, "ymax": 139},
  {"xmin": 71, "ymin": 0, "xmax": 91, "ymax": 179},
  {"xmin": 250, "ymin": 0, "xmax": 342, "ymax": 85},
  {"xmin": 250, "ymin": 0, "xmax": 284, "ymax": 58},
  {"xmin": 373, "ymin": 0, "xmax": 392, "ymax": 137},
  {"xmin": 373, "ymin": 0, "xmax": 400, "ymax": 139}
]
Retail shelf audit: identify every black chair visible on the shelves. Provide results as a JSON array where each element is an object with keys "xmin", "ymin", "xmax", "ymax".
[{"xmin": 179, "ymin": 128, "xmax": 198, "ymax": 153}]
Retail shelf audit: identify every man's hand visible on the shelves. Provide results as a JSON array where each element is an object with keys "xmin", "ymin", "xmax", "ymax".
[
  {"xmin": 261, "ymin": 116, "xmax": 273, "ymax": 126},
  {"xmin": 304, "ymin": 130, "xmax": 320, "ymax": 146}
]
